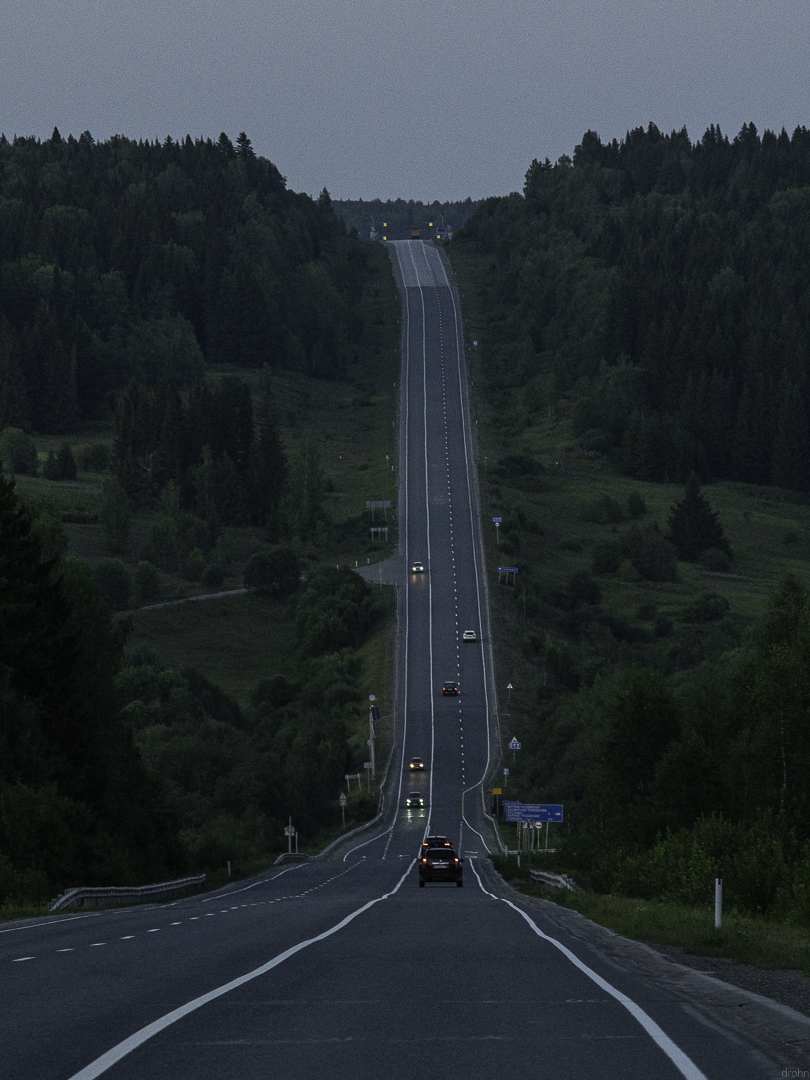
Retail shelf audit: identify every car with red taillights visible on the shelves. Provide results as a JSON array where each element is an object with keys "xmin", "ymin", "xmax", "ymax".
[{"xmin": 419, "ymin": 847, "xmax": 463, "ymax": 887}]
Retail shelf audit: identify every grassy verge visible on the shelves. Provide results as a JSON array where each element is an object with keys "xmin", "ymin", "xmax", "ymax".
[{"xmin": 492, "ymin": 855, "xmax": 810, "ymax": 975}]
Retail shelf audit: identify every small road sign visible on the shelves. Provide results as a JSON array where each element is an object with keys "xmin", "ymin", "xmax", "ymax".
[
  {"xmin": 284, "ymin": 825, "xmax": 295, "ymax": 836},
  {"xmin": 492, "ymin": 788, "xmax": 502, "ymax": 795},
  {"xmin": 508, "ymin": 738, "xmax": 521, "ymax": 750},
  {"xmin": 503, "ymin": 767, "xmax": 509, "ymax": 775},
  {"xmin": 365, "ymin": 501, "xmax": 391, "ymax": 509},
  {"xmin": 369, "ymin": 694, "xmax": 376, "ymax": 702},
  {"xmin": 492, "ymin": 516, "xmax": 502, "ymax": 523},
  {"xmin": 339, "ymin": 793, "xmax": 347, "ymax": 807},
  {"xmin": 498, "ymin": 566, "xmax": 519, "ymax": 574}
]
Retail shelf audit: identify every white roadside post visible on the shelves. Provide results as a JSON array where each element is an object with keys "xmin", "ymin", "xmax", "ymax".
[
  {"xmin": 715, "ymin": 869, "xmax": 723, "ymax": 929},
  {"xmin": 339, "ymin": 791, "xmax": 347, "ymax": 828}
]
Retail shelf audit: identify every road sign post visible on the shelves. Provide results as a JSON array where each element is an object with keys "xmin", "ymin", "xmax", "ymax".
[
  {"xmin": 284, "ymin": 818, "xmax": 295, "ymax": 854},
  {"xmin": 339, "ymin": 791, "xmax": 347, "ymax": 827}
]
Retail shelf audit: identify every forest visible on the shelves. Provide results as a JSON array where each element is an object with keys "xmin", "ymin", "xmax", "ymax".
[
  {"xmin": 452, "ymin": 123, "xmax": 810, "ymax": 923},
  {"xmin": 460, "ymin": 122, "xmax": 810, "ymax": 488},
  {"xmin": 0, "ymin": 131, "xmax": 395, "ymax": 906}
]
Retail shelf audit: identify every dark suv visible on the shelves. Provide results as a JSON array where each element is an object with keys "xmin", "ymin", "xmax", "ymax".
[
  {"xmin": 421, "ymin": 835, "xmax": 451, "ymax": 855},
  {"xmin": 442, "ymin": 681, "xmax": 458, "ymax": 695},
  {"xmin": 419, "ymin": 847, "xmax": 463, "ymax": 887}
]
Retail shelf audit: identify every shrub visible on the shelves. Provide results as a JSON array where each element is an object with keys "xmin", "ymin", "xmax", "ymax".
[
  {"xmin": 201, "ymin": 562, "xmax": 224, "ymax": 590},
  {"xmin": 626, "ymin": 524, "xmax": 678, "ymax": 582},
  {"xmin": 0, "ymin": 428, "xmax": 37, "ymax": 475},
  {"xmin": 183, "ymin": 548, "xmax": 206, "ymax": 582},
  {"xmin": 94, "ymin": 558, "xmax": 132, "ymax": 610},
  {"xmin": 244, "ymin": 547, "xmax": 301, "ymax": 596},
  {"xmin": 42, "ymin": 450, "xmax": 60, "ymax": 479},
  {"xmin": 682, "ymin": 592, "xmax": 730, "ymax": 623},
  {"xmin": 582, "ymin": 494, "xmax": 624, "ymax": 523},
  {"xmin": 56, "ymin": 443, "xmax": 77, "ymax": 481},
  {"xmin": 133, "ymin": 561, "xmax": 161, "ymax": 604},
  {"xmin": 698, "ymin": 547, "xmax": 731, "ymax": 572},
  {"xmin": 592, "ymin": 538, "xmax": 623, "ymax": 574},
  {"xmin": 568, "ymin": 571, "xmax": 602, "ymax": 606},
  {"xmin": 78, "ymin": 442, "xmax": 111, "ymax": 472},
  {"xmin": 627, "ymin": 491, "xmax": 646, "ymax": 518}
]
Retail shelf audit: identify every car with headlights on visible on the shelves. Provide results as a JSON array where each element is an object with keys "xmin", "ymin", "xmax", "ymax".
[
  {"xmin": 409, "ymin": 757, "xmax": 425, "ymax": 771},
  {"xmin": 419, "ymin": 847, "xmax": 463, "ymax": 887},
  {"xmin": 405, "ymin": 791, "xmax": 424, "ymax": 809},
  {"xmin": 411, "ymin": 560, "xmax": 424, "ymax": 573}
]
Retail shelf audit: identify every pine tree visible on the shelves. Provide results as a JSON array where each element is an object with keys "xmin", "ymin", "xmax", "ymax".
[{"xmin": 667, "ymin": 475, "xmax": 731, "ymax": 561}]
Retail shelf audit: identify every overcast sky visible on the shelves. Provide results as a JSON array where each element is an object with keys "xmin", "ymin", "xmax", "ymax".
[{"xmin": 2, "ymin": 0, "xmax": 809, "ymax": 201}]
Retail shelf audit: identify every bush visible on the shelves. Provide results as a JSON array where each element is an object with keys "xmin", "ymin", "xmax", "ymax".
[
  {"xmin": 78, "ymin": 442, "xmax": 111, "ymax": 472},
  {"xmin": 133, "ymin": 561, "xmax": 161, "ymax": 604},
  {"xmin": 592, "ymin": 538, "xmax": 623, "ymax": 574},
  {"xmin": 244, "ymin": 547, "xmax": 301, "ymax": 596},
  {"xmin": 626, "ymin": 525, "xmax": 678, "ymax": 582},
  {"xmin": 627, "ymin": 491, "xmax": 646, "ymax": 519},
  {"xmin": 582, "ymin": 494, "xmax": 624, "ymax": 524},
  {"xmin": 183, "ymin": 548, "xmax": 206, "ymax": 582},
  {"xmin": 568, "ymin": 571, "xmax": 601, "ymax": 606},
  {"xmin": 201, "ymin": 562, "xmax": 224, "ymax": 590},
  {"xmin": 42, "ymin": 450, "xmax": 60, "ymax": 480},
  {"xmin": 94, "ymin": 558, "xmax": 132, "ymax": 610},
  {"xmin": 56, "ymin": 443, "xmax": 77, "ymax": 481},
  {"xmin": 698, "ymin": 547, "xmax": 731, "ymax": 572},
  {"xmin": 0, "ymin": 428, "xmax": 37, "ymax": 475},
  {"xmin": 682, "ymin": 592, "xmax": 730, "ymax": 623}
]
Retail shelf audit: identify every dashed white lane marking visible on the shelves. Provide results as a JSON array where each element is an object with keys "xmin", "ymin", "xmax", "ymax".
[
  {"xmin": 65, "ymin": 862, "xmax": 416, "ymax": 1080},
  {"xmin": 6, "ymin": 864, "xmax": 368, "ymax": 967}
]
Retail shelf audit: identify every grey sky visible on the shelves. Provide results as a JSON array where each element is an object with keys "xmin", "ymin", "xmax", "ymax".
[{"xmin": 2, "ymin": 0, "xmax": 809, "ymax": 201}]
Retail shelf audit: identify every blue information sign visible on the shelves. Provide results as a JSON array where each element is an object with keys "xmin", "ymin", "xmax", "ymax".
[
  {"xmin": 492, "ymin": 516, "xmax": 502, "ymax": 523},
  {"xmin": 503, "ymin": 802, "xmax": 563, "ymax": 823},
  {"xmin": 497, "ymin": 566, "xmax": 519, "ymax": 574}
]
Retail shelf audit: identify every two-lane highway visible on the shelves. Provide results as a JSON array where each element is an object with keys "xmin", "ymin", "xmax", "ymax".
[{"xmin": 2, "ymin": 242, "xmax": 801, "ymax": 1079}]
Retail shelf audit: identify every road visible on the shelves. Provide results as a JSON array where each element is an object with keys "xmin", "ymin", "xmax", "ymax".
[{"xmin": 2, "ymin": 242, "xmax": 805, "ymax": 1079}]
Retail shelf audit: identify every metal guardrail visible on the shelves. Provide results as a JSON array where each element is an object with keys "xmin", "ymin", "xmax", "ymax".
[
  {"xmin": 49, "ymin": 874, "xmax": 206, "ymax": 912},
  {"xmin": 529, "ymin": 869, "xmax": 578, "ymax": 892}
]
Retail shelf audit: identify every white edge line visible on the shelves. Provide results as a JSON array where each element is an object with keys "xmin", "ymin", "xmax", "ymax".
[
  {"xmin": 67, "ymin": 860, "xmax": 417, "ymax": 1080},
  {"xmin": 467, "ymin": 860, "xmax": 708, "ymax": 1080}
]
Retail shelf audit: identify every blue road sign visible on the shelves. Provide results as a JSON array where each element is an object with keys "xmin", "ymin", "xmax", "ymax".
[
  {"xmin": 498, "ymin": 566, "xmax": 519, "ymax": 574},
  {"xmin": 508, "ymin": 739, "xmax": 521, "ymax": 750},
  {"xmin": 503, "ymin": 803, "xmax": 563, "ymax": 823},
  {"xmin": 492, "ymin": 516, "xmax": 502, "ymax": 523}
]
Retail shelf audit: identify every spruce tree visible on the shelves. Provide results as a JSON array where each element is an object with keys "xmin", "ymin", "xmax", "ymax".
[{"xmin": 667, "ymin": 475, "xmax": 731, "ymax": 561}]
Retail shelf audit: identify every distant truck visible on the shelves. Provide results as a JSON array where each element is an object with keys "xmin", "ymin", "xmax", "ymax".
[{"xmin": 410, "ymin": 227, "xmax": 421, "ymax": 239}]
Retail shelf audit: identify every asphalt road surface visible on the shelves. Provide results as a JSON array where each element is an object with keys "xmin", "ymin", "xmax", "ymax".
[{"xmin": 4, "ymin": 242, "xmax": 808, "ymax": 1080}]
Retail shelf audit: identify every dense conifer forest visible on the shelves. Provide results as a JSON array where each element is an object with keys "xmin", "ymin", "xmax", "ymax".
[
  {"xmin": 0, "ymin": 129, "xmax": 369, "ymax": 433},
  {"xmin": 452, "ymin": 124, "xmax": 810, "ymax": 922},
  {"xmin": 0, "ymin": 131, "xmax": 394, "ymax": 906},
  {"xmin": 460, "ymin": 122, "xmax": 810, "ymax": 488}
]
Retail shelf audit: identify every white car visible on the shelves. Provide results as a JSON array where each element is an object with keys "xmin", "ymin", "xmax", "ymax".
[{"xmin": 462, "ymin": 630, "xmax": 477, "ymax": 642}]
